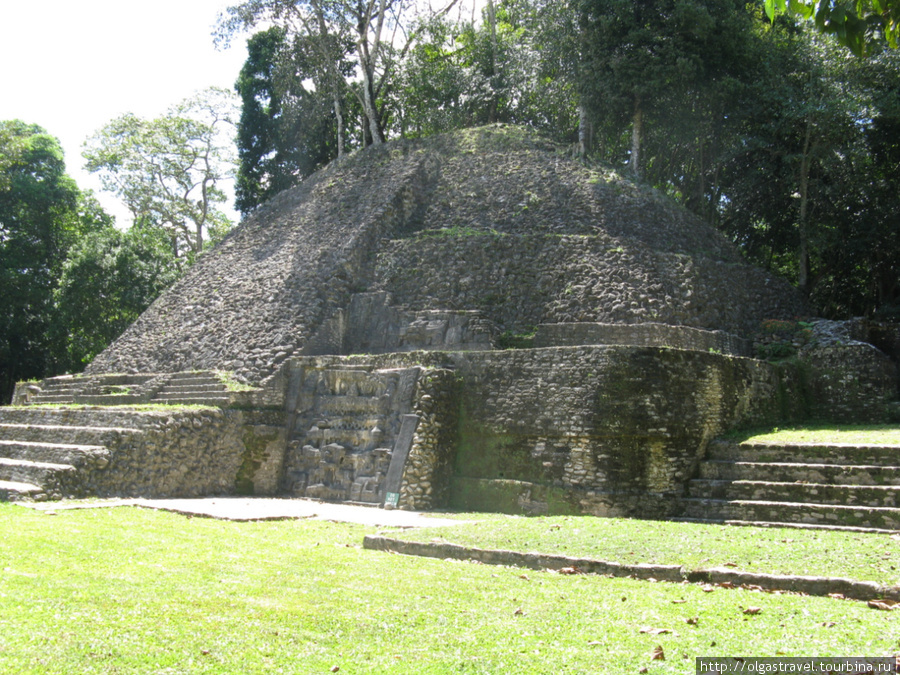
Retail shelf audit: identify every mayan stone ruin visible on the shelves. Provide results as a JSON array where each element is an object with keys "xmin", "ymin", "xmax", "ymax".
[{"xmin": 3, "ymin": 126, "xmax": 899, "ymax": 530}]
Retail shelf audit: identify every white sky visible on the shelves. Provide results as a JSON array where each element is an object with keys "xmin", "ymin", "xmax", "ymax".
[{"xmin": 0, "ymin": 0, "xmax": 248, "ymax": 224}]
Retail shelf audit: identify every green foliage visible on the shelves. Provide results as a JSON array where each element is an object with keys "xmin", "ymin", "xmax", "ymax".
[
  {"xmin": 496, "ymin": 328, "xmax": 537, "ymax": 349},
  {"xmin": 0, "ymin": 121, "xmax": 107, "ymax": 401},
  {"xmin": 83, "ymin": 88, "xmax": 238, "ymax": 258},
  {"xmin": 234, "ymin": 27, "xmax": 339, "ymax": 214},
  {"xmin": 765, "ymin": 0, "xmax": 900, "ymax": 54},
  {"xmin": 396, "ymin": 3, "xmax": 577, "ymax": 141},
  {"xmin": 52, "ymin": 227, "xmax": 182, "ymax": 370}
]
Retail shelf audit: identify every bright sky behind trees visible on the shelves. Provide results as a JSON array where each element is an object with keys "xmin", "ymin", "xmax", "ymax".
[{"xmin": 0, "ymin": 0, "xmax": 248, "ymax": 223}]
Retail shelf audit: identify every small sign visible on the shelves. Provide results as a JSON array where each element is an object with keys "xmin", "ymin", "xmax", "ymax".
[{"xmin": 384, "ymin": 492, "xmax": 400, "ymax": 507}]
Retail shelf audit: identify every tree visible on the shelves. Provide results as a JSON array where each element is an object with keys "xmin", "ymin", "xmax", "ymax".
[
  {"xmin": 218, "ymin": 0, "xmax": 463, "ymax": 150},
  {"xmin": 0, "ymin": 121, "xmax": 108, "ymax": 401},
  {"xmin": 234, "ymin": 27, "xmax": 341, "ymax": 213},
  {"xmin": 395, "ymin": 1, "xmax": 578, "ymax": 141},
  {"xmin": 718, "ymin": 28, "xmax": 868, "ymax": 298},
  {"xmin": 52, "ymin": 226, "xmax": 182, "ymax": 370},
  {"xmin": 83, "ymin": 88, "xmax": 238, "ymax": 259},
  {"xmin": 765, "ymin": 0, "xmax": 900, "ymax": 55},
  {"xmin": 576, "ymin": 0, "xmax": 755, "ymax": 177}
]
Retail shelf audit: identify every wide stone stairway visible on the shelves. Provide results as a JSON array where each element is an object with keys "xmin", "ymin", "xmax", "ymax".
[
  {"xmin": 149, "ymin": 372, "xmax": 231, "ymax": 406},
  {"xmin": 282, "ymin": 366, "xmax": 420, "ymax": 505},
  {"xmin": 0, "ymin": 408, "xmax": 143, "ymax": 502},
  {"xmin": 681, "ymin": 438, "xmax": 900, "ymax": 531}
]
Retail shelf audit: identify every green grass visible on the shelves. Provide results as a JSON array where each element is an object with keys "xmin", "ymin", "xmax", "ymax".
[
  {"xmin": 732, "ymin": 424, "xmax": 900, "ymax": 446},
  {"xmin": 394, "ymin": 515, "xmax": 900, "ymax": 586},
  {"xmin": 0, "ymin": 504, "xmax": 897, "ymax": 674}
]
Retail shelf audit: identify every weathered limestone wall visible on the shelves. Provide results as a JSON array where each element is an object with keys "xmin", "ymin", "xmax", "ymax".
[
  {"xmin": 1, "ymin": 407, "xmax": 286, "ymax": 498},
  {"xmin": 398, "ymin": 368, "xmax": 459, "ymax": 511},
  {"xmin": 330, "ymin": 346, "xmax": 799, "ymax": 517},
  {"xmin": 372, "ymin": 235, "xmax": 804, "ymax": 337},
  {"xmin": 802, "ymin": 344, "xmax": 899, "ymax": 423},
  {"xmin": 533, "ymin": 322, "xmax": 751, "ymax": 356}
]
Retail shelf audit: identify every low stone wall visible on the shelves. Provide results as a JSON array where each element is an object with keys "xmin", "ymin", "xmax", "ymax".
[
  {"xmin": 533, "ymin": 322, "xmax": 751, "ymax": 356},
  {"xmin": 1, "ymin": 407, "xmax": 287, "ymax": 499},
  {"xmin": 330, "ymin": 346, "xmax": 802, "ymax": 517},
  {"xmin": 802, "ymin": 343, "xmax": 899, "ymax": 423}
]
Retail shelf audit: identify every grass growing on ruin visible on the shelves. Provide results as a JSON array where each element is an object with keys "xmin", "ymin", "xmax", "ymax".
[
  {"xmin": 0, "ymin": 503, "xmax": 897, "ymax": 674},
  {"xmin": 393, "ymin": 515, "xmax": 900, "ymax": 586},
  {"xmin": 731, "ymin": 424, "xmax": 900, "ymax": 446}
]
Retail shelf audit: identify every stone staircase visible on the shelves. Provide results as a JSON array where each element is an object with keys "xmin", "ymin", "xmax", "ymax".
[
  {"xmin": 282, "ymin": 366, "xmax": 420, "ymax": 504},
  {"xmin": 0, "ymin": 408, "xmax": 142, "ymax": 501},
  {"xmin": 149, "ymin": 372, "xmax": 231, "ymax": 406},
  {"xmin": 680, "ymin": 439, "xmax": 900, "ymax": 532}
]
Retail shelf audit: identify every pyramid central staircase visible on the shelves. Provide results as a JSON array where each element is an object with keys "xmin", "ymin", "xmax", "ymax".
[{"xmin": 681, "ymin": 438, "xmax": 900, "ymax": 532}]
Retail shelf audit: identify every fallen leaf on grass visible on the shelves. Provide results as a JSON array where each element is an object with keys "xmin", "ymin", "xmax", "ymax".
[
  {"xmin": 743, "ymin": 607, "xmax": 762, "ymax": 615},
  {"xmin": 557, "ymin": 566, "xmax": 584, "ymax": 575},
  {"xmin": 868, "ymin": 599, "xmax": 899, "ymax": 611},
  {"xmin": 701, "ymin": 585, "xmax": 715, "ymax": 593},
  {"xmin": 723, "ymin": 562, "xmax": 738, "ymax": 567},
  {"xmin": 640, "ymin": 626, "xmax": 675, "ymax": 635},
  {"xmin": 587, "ymin": 641, "xmax": 603, "ymax": 647},
  {"xmin": 650, "ymin": 645, "xmax": 665, "ymax": 661},
  {"xmin": 639, "ymin": 668, "xmax": 649, "ymax": 674},
  {"xmin": 671, "ymin": 599, "xmax": 687, "ymax": 604},
  {"xmin": 821, "ymin": 621, "xmax": 837, "ymax": 628},
  {"xmin": 519, "ymin": 574, "xmax": 530, "ymax": 581},
  {"xmin": 514, "ymin": 607, "xmax": 525, "ymax": 616},
  {"xmin": 685, "ymin": 617, "xmax": 699, "ymax": 625},
  {"xmin": 330, "ymin": 667, "xmax": 340, "ymax": 673},
  {"xmin": 828, "ymin": 593, "xmax": 846, "ymax": 600}
]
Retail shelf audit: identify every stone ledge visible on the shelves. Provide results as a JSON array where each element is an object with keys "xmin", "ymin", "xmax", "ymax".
[{"xmin": 362, "ymin": 535, "xmax": 900, "ymax": 602}]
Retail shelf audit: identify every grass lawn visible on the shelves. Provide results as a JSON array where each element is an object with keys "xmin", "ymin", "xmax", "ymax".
[
  {"xmin": 729, "ymin": 424, "xmax": 900, "ymax": 446},
  {"xmin": 394, "ymin": 515, "xmax": 900, "ymax": 585},
  {"xmin": 1, "ymin": 503, "xmax": 898, "ymax": 674}
]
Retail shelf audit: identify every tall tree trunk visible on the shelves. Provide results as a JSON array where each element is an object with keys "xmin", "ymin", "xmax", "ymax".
[
  {"xmin": 630, "ymin": 95, "xmax": 643, "ymax": 177},
  {"xmin": 486, "ymin": 0, "xmax": 499, "ymax": 123},
  {"xmin": 578, "ymin": 103, "xmax": 591, "ymax": 157},
  {"xmin": 332, "ymin": 87, "xmax": 344, "ymax": 158},
  {"xmin": 797, "ymin": 119, "xmax": 815, "ymax": 295}
]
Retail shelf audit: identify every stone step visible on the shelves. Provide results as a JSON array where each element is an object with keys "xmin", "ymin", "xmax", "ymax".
[
  {"xmin": 687, "ymin": 479, "xmax": 900, "ymax": 508},
  {"xmin": 165, "ymin": 372, "xmax": 222, "ymax": 385},
  {"xmin": 0, "ymin": 406, "xmax": 171, "ymax": 428},
  {"xmin": 0, "ymin": 423, "xmax": 140, "ymax": 446},
  {"xmin": 319, "ymin": 369, "xmax": 387, "ymax": 397},
  {"xmin": 680, "ymin": 498, "xmax": 900, "ymax": 531},
  {"xmin": 303, "ymin": 427, "xmax": 387, "ymax": 448},
  {"xmin": 38, "ymin": 384, "xmax": 82, "ymax": 393},
  {"xmin": 30, "ymin": 394, "xmax": 77, "ymax": 403},
  {"xmin": 698, "ymin": 460, "xmax": 900, "ymax": 486},
  {"xmin": 673, "ymin": 517, "xmax": 899, "ymax": 535},
  {"xmin": 0, "ymin": 439, "xmax": 109, "ymax": 468},
  {"xmin": 708, "ymin": 440, "xmax": 900, "ymax": 467},
  {"xmin": 316, "ymin": 394, "xmax": 388, "ymax": 416},
  {"xmin": 153, "ymin": 391, "xmax": 229, "ymax": 401},
  {"xmin": 148, "ymin": 396, "xmax": 231, "ymax": 407},
  {"xmin": 0, "ymin": 457, "xmax": 76, "ymax": 488},
  {"xmin": 157, "ymin": 384, "xmax": 227, "ymax": 394},
  {"xmin": 0, "ymin": 479, "xmax": 44, "ymax": 502}
]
